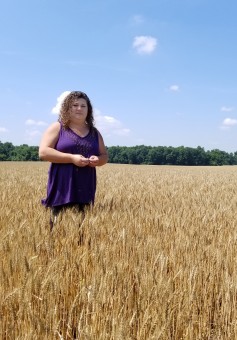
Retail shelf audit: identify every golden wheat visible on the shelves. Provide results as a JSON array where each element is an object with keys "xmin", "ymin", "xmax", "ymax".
[{"xmin": 1, "ymin": 162, "xmax": 237, "ymax": 339}]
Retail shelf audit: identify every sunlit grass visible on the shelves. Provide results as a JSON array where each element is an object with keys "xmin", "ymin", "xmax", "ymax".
[{"xmin": 1, "ymin": 162, "xmax": 237, "ymax": 339}]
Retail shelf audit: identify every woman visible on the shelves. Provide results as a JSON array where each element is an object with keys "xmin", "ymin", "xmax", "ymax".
[{"xmin": 39, "ymin": 91, "xmax": 108, "ymax": 228}]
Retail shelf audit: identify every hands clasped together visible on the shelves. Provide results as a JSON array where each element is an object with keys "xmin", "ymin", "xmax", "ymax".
[{"xmin": 72, "ymin": 154, "xmax": 100, "ymax": 167}]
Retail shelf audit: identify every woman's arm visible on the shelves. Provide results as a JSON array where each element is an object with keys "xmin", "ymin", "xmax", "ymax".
[
  {"xmin": 89, "ymin": 131, "xmax": 108, "ymax": 167},
  {"xmin": 39, "ymin": 122, "xmax": 89, "ymax": 166}
]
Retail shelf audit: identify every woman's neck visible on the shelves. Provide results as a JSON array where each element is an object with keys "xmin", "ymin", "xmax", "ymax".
[{"xmin": 69, "ymin": 122, "xmax": 90, "ymax": 137}]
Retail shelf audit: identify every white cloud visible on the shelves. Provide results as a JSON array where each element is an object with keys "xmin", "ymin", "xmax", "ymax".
[
  {"xmin": 0, "ymin": 127, "xmax": 8, "ymax": 133},
  {"xmin": 24, "ymin": 129, "xmax": 42, "ymax": 144},
  {"xmin": 169, "ymin": 85, "xmax": 180, "ymax": 92},
  {"xmin": 94, "ymin": 109, "xmax": 131, "ymax": 137},
  {"xmin": 52, "ymin": 91, "xmax": 71, "ymax": 114},
  {"xmin": 24, "ymin": 120, "xmax": 47, "ymax": 143},
  {"xmin": 221, "ymin": 106, "xmax": 234, "ymax": 112},
  {"xmin": 133, "ymin": 36, "xmax": 157, "ymax": 55},
  {"xmin": 131, "ymin": 15, "xmax": 144, "ymax": 25},
  {"xmin": 49, "ymin": 92, "xmax": 131, "ymax": 139},
  {"xmin": 25, "ymin": 119, "xmax": 47, "ymax": 126},
  {"xmin": 26, "ymin": 129, "xmax": 41, "ymax": 137},
  {"xmin": 221, "ymin": 118, "xmax": 237, "ymax": 129}
]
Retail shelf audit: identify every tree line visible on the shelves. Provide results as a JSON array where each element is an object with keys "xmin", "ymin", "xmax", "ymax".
[{"xmin": 0, "ymin": 141, "xmax": 237, "ymax": 166}]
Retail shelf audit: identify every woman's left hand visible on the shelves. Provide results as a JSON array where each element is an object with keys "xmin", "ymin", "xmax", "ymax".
[{"xmin": 88, "ymin": 155, "xmax": 99, "ymax": 167}]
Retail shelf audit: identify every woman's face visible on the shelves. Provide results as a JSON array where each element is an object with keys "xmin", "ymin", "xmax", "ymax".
[{"xmin": 69, "ymin": 98, "xmax": 88, "ymax": 122}]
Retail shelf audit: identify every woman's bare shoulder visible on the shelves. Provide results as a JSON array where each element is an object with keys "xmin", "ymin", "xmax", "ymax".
[
  {"xmin": 40, "ymin": 121, "xmax": 60, "ymax": 141},
  {"xmin": 49, "ymin": 121, "xmax": 61, "ymax": 131}
]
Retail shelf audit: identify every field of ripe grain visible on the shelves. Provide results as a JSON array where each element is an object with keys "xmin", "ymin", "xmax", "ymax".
[{"xmin": 1, "ymin": 162, "xmax": 237, "ymax": 339}]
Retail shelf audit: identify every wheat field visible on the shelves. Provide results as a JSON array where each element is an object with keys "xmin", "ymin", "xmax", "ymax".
[{"xmin": 1, "ymin": 162, "xmax": 237, "ymax": 339}]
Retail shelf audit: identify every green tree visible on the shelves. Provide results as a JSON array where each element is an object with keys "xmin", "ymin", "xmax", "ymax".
[
  {"xmin": 0, "ymin": 141, "xmax": 14, "ymax": 160},
  {"xmin": 207, "ymin": 149, "xmax": 230, "ymax": 166}
]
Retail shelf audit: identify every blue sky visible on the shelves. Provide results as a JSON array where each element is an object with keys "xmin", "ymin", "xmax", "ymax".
[{"xmin": 0, "ymin": 0, "xmax": 237, "ymax": 152}]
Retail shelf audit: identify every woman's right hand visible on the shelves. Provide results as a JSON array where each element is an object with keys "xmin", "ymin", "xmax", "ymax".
[{"xmin": 72, "ymin": 154, "xmax": 90, "ymax": 167}]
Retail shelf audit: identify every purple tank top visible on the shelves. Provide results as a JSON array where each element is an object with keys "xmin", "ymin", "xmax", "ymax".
[{"xmin": 42, "ymin": 125, "xmax": 99, "ymax": 207}]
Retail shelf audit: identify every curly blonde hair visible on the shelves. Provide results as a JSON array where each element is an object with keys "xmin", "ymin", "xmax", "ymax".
[{"xmin": 59, "ymin": 91, "xmax": 95, "ymax": 129}]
